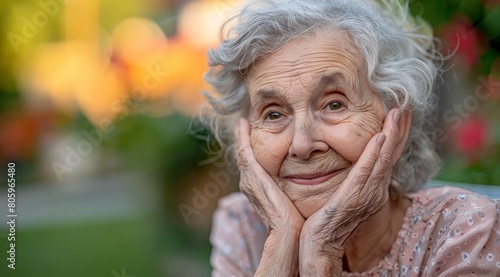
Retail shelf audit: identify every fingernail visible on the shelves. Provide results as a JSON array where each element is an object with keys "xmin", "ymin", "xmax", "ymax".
[
  {"xmin": 392, "ymin": 109, "xmax": 401, "ymax": 122},
  {"xmin": 376, "ymin": 133, "xmax": 386, "ymax": 144}
]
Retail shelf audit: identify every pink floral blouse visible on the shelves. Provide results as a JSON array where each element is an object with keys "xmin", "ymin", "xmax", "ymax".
[{"xmin": 210, "ymin": 186, "xmax": 500, "ymax": 276}]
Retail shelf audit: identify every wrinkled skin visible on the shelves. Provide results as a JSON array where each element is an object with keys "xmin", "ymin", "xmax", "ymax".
[
  {"xmin": 247, "ymin": 29, "xmax": 387, "ymax": 218},
  {"xmin": 234, "ymin": 29, "xmax": 412, "ymax": 275}
]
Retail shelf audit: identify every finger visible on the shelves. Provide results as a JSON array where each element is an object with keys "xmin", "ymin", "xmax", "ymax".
[
  {"xmin": 335, "ymin": 110, "xmax": 400, "ymax": 196},
  {"xmin": 380, "ymin": 108, "xmax": 401, "ymax": 163},
  {"xmin": 341, "ymin": 131, "xmax": 385, "ymax": 189},
  {"xmin": 320, "ymin": 110, "xmax": 400, "ymax": 216},
  {"xmin": 233, "ymin": 117, "xmax": 241, "ymax": 148},
  {"xmin": 233, "ymin": 118, "xmax": 257, "ymax": 193},
  {"xmin": 233, "ymin": 118, "xmax": 300, "ymax": 228},
  {"xmin": 365, "ymin": 108, "xmax": 401, "ymax": 188},
  {"xmin": 233, "ymin": 118, "xmax": 280, "ymax": 192},
  {"xmin": 234, "ymin": 117, "xmax": 258, "ymax": 170}
]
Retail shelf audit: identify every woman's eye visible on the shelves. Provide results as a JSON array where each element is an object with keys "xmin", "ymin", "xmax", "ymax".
[
  {"xmin": 266, "ymin": 111, "xmax": 282, "ymax": 120},
  {"xmin": 326, "ymin": 101, "xmax": 344, "ymax": 111}
]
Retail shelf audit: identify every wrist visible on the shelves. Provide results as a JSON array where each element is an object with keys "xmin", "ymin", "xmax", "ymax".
[
  {"xmin": 256, "ymin": 225, "xmax": 301, "ymax": 276},
  {"xmin": 274, "ymin": 222, "xmax": 302, "ymax": 238},
  {"xmin": 299, "ymin": 233, "xmax": 344, "ymax": 275},
  {"xmin": 300, "ymin": 249, "xmax": 343, "ymax": 276}
]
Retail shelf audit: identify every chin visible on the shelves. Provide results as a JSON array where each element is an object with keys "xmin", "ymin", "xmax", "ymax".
[
  {"xmin": 292, "ymin": 192, "xmax": 332, "ymax": 218},
  {"xmin": 281, "ymin": 170, "xmax": 348, "ymax": 218}
]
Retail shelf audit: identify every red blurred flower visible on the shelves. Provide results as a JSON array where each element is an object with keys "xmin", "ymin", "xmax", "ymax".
[
  {"xmin": 455, "ymin": 115, "xmax": 488, "ymax": 161},
  {"xmin": 0, "ymin": 108, "xmax": 57, "ymax": 164},
  {"xmin": 439, "ymin": 16, "xmax": 484, "ymax": 69}
]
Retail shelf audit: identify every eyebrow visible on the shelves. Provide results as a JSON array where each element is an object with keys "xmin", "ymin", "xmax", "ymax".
[
  {"xmin": 317, "ymin": 72, "xmax": 357, "ymax": 92},
  {"xmin": 251, "ymin": 71, "xmax": 358, "ymax": 106},
  {"xmin": 253, "ymin": 88, "xmax": 285, "ymax": 105}
]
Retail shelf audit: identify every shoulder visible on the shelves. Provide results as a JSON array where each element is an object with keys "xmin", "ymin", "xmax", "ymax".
[
  {"xmin": 212, "ymin": 192, "xmax": 265, "ymax": 229},
  {"xmin": 408, "ymin": 186, "xmax": 499, "ymax": 244},
  {"xmin": 211, "ymin": 191, "xmax": 267, "ymax": 235},
  {"xmin": 409, "ymin": 186, "xmax": 499, "ymax": 222},
  {"xmin": 217, "ymin": 192, "xmax": 254, "ymax": 213},
  {"xmin": 409, "ymin": 186, "xmax": 500, "ymax": 275},
  {"xmin": 210, "ymin": 192, "xmax": 267, "ymax": 276}
]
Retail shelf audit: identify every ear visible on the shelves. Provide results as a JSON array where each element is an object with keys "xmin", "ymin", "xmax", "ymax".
[{"xmin": 392, "ymin": 110, "xmax": 412, "ymax": 165}]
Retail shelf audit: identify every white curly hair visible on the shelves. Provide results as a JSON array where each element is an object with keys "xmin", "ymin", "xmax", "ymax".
[{"xmin": 201, "ymin": 0, "xmax": 444, "ymax": 195}]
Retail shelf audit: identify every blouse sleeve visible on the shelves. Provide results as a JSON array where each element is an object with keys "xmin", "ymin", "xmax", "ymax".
[
  {"xmin": 210, "ymin": 193, "xmax": 266, "ymax": 277},
  {"xmin": 427, "ymin": 196, "xmax": 500, "ymax": 276}
]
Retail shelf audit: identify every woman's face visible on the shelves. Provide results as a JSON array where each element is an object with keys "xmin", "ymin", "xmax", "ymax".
[{"xmin": 246, "ymin": 30, "xmax": 387, "ymax": 218}]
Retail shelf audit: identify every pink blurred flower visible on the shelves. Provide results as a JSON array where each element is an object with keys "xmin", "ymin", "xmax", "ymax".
[
  {"xmin": 455, "ymin": 115, "xmax": 489, "ymax": 161},
  {"xmin": 440, "ymin": 16, "xmax": 484, "ymax": 69}
]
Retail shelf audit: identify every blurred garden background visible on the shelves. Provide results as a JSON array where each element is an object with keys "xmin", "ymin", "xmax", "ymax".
[{"xmin": 0, "ymin": 0, "xmax": 499, "ymax": 276}]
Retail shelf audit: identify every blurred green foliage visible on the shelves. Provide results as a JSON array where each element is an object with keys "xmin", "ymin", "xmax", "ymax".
[{"xmin": 0, "ymin": 218, "xmax": 159, "ymax": 277}]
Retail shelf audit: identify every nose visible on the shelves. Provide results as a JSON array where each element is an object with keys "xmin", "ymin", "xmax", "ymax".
[{"xmin": 288, "ymin": 115, "xmax": 329, "ymax": 160}]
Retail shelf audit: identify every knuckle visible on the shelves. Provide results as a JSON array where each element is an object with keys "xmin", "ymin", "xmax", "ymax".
[
  {"xmin": 356, "ymin": 165, "xmax": 372, "ymax": 181},
  {"xmin": 377, "ymin": 154, "xmax": 392, "ymax": 170},
  {"xmin": 236, "ymin": 147, "xmax": 249, "ymax": 168},
  {"xmin": 238, "ymin": 180, "xmax": 249, "ymax": 192},
  {"xmin": 239, "ymin": 175, "xmax": 254, "ymax": 191}
]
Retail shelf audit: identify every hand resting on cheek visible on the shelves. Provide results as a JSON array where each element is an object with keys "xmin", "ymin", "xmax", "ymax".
[{"xmin": 234, "ymin": 108, "xmax": 402, "ymax": 276}]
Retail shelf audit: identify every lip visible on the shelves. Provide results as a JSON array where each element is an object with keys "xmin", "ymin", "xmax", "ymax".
[{"xmin": 285, "ymin": 168, "xmax": 344, "ymax": 186}]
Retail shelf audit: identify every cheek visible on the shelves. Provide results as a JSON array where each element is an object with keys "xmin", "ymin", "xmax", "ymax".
[
  {"xmin": 323, "ymin": 123, "xmax": 377, "ymax": 163},
  {"xmin": 250, "ymin": 129, "xmax": 290, "ymax": 176}
]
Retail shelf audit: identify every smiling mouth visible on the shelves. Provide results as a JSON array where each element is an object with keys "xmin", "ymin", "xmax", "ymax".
[{"xmin": 285, "ymin": 168, "xmax": 345, "ymax": 186}]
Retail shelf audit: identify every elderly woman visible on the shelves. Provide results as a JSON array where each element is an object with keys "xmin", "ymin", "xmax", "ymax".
[{"xmin": 204, "ymin": 0, "xmax": 500, "ymax": 276}]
